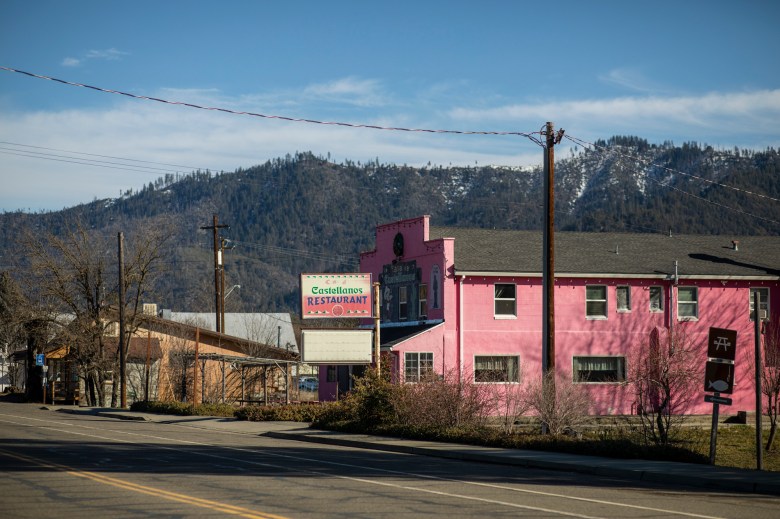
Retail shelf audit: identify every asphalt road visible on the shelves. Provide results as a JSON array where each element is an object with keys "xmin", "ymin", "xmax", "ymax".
[{"xmin": 0, "ymin": 402, "xmax": 778, "ymax": 518}]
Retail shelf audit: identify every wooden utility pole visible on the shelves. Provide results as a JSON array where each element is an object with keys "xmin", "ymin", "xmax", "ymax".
[
  {"xmin": 373, "ymin": 282, "xmax": 381, "ymax": 373},
  {"xmin": 193, "ymin": 327, "xmax": 200, "ymax": 405},
  {"xmin": 118, "ymin": 232, "xmax": 127, "ymax": 409},
  {"xmin": 145, "ymin": 329, "xmax": 151, "ymax": 402},
  {"xmin": 754, "ymin": 290, "xmax": 763, "ymax": 470},
  {"xmin": 542, "ymin": 122, "xmax": 563, "ymax": 431},
  {"xmin": 220, "ymin": 250, "xmax": 226, "ymax": 333},
  {"xmin": 542, "ymin": 122, "xmax": 556, "ymax": 376},
  {"xmin": 200, "ymin": 215, "xmax": 229, "ymax": 333}
]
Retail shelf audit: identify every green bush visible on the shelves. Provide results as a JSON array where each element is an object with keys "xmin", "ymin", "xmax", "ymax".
[
  {"xmin": 129, "ymin": 400, "xmax": 235, "ymax": 417},
  {"xmin": 236, "ymin": 402, "xmax": 333, "ymax": 422}
]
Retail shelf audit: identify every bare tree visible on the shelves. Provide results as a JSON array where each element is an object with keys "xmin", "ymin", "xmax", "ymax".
[
  {"xmin": 628, "ymin": 326, "xmax": 701, "ymax": 446},
  {"xmin": 25, "ymin": 221, "xmax": 113, "ymax": 405},
  {"xmin": 0, "ymin": 272, "xmax": 30, "ymax": 374},
  {"xmin": 526, "ymin": 370, "xmax": 591, "ymax": 436},
  {"xmin": 111, "ymin": 224, "xmax": 172, "ymax": 406},
  {"xmin": 24, "ymin": 218, "xmax": 171, "ymax": 407}
]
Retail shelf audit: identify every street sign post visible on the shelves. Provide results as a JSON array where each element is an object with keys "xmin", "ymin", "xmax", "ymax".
[
  {"xmin": 705, "ymin": 327, "xmax": 738, "ymax": 465},
  {"xmin": 704, "ymin": 361, "xmax": 734, "ymax": 394},
  {"xmin": 708, "ymin": 327, "xmax": 737, "ymax": 362},
  {"xmin": 704, "ymin": 394, "xmax": 732, "ymax": 406}
]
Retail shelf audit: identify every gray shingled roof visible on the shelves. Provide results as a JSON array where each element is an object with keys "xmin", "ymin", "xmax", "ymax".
[{"xmin": 428, "ymin": 227, "xmax": 780, "ymax": 279}]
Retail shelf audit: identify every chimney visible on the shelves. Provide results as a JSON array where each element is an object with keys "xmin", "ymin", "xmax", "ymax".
[{"xmin": 731, "ymin": 240, "xmax": 739, "ymax": 251}]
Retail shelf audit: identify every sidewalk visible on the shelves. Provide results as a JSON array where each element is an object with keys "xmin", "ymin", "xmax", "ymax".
[{"xmin": 50, "ymin": 406, "xmax": 780, "ymax": 497}]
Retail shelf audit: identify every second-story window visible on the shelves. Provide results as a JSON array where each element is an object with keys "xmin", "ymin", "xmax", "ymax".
[
  {"xmin": 399, "ymin": 286, "xmax": 408, "ymax": 321},
  {"xmin": 418, "ymin": 284, "xmax": 428, "ymax": 320},
  {"xmin": 617, "ymin": 286, "xmax": 631, "ymax": 312},
  {"xmin": 494, "ymin": 283, "xmax": 516, "ymax": 317},
  {"xmin": 678, "ymin": 286, "xmax": 698, "ymax": 319},
  {"xmin": 750, "ymin": 287, "xmax": 770, "ymax": 321},
  {"xmin": 649, "ymin": 286, "xmax": 664, "ymax": 312},
  {"xmin": 586, "ymin": 285, "xmax": 607, "ymax": 319}
]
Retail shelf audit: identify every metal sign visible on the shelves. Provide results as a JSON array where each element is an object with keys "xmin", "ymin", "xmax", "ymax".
[
  {"xmin": 704, "ymin": 394, "xmax": 733, "ymax": 406},
  {"xmin": 300, "ymin": 273, "xmax": 373, "ymax": 319},
  {"xmin": 707, "ymin": 327, "xmax": 737, "ymax": 362},
  {"xmin": 35, "ymin": 354, "xmax": 44, "ymax": 366},
  {"xmin": 301, "ymin": 329, "xmax": 373, "ymax": 364},
  {"xmin": 704, "ymin": 361, "xmax": 734, "ymax": 394}
]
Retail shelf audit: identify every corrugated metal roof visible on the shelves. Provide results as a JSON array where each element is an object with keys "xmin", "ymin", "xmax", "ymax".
[
  {"xmin": 428, "ymin": 227, "xmax": 780, "ymax": 279},
  {"xmin": 161, "ymin": 312, "xmax": 298, "ymax": 353}
]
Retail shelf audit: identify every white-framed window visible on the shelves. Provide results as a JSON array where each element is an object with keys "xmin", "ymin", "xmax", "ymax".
[
  {"xmin": 418, "ymin": 284, "xmax": 428, "ymax": 320},
  {"xmin": 573, "ymin": 356, "xmax": 626, "ymax": 383},
  {"xmin": 586, "ymin": 285, "xmax": 607, "ymax": 319},
  {"xmin": 474, "ymin": 355, "xmax": 520, "ymax": 383},
  {"xmin": 616, "ymin": 286, "xmax": 631, "ymax": 312},
  {"xmin": 405, "ymin": 352, "xmax": 433, "ymax": 382},
  {"xmin": 398, "ymin": 286, "xmax": 408, "ymax": 321},
  {"xmin": 750, "ymin": 287, "xmax": 770, "ymax": 321},
  {"xmin": 677, "ymin": 286, "xmax": 698, "ymax": 320},
  {"xmin": 649, "ymin": 286, "xmax": 664, "ymax": 313},
  {"xmin": 494, "ymin": 283, "xmax": 516, "ymax": 317}
]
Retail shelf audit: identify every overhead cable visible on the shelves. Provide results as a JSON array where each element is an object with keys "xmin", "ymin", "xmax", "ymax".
[
  {"xmin": 0, "ymin": 141, "xmax": 206, "ymax": 170},
  {"xmin": 0, "ymin": 66, "xmax": 539, "ymax": 141}
]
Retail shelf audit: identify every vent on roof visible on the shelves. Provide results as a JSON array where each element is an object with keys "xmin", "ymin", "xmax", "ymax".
[{"xmin": 731, "ymin": 240, "xmax": 739, "ymax": 251}]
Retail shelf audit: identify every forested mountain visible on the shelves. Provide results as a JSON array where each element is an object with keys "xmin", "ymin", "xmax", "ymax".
[{"xmin": 2, "ymin": 137, "xmax": 778, "ymax": 314}]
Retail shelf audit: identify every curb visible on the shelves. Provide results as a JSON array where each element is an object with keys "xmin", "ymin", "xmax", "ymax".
[{"xmin": 52, "ymin": 407, "xmax": 148, "ymax": 421}]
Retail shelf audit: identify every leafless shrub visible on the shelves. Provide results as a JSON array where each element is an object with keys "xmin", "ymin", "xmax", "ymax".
[
  {"xmin": 527, "ymin": 370, "xmax": 591, "ymax": 436},
  {"xmin": 479, "ymin": 365, "xmax": 530, "ymax": 433},
  {"xmin": 393, "ymin": 369, "xmax": 493, "ymax": 430},
  {"xmin": 627, "ymin": 326, "xmax": 701, "ymax": 446}
]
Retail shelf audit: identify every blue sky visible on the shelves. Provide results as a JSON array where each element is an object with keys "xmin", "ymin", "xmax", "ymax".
[{"xmin": 1, "ymin": 0, "xmax": 778, "ymax": 211}]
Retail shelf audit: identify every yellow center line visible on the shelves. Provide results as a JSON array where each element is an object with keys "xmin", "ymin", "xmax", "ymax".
[{"xmin": 0, "ymin": 448, "xmax": 289, "ymax": 519}]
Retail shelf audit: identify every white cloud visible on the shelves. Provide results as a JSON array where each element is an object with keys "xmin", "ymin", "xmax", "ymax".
[
  {"xmin": 302, "ymin": 77, "xmax": 387, "ymax": 107},
  {"xmin": 60, "ymin": 48, "xmax": 130, "ymax": 68},
  {"xmin": 598, "ymin": 68, "xmax": 663, "ymax": 94},
  {"xmin": 85, "ymin": 48, "xmax": 128, "ymax": 61},
  {"xmin": 449, "ymin": 90, "xmax": 780, "ymax": 145}
]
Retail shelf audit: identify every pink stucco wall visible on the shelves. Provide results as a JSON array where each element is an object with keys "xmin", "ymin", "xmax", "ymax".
[{"xmin": 349, "ymin": 215, "xmax": 777, "ymax": 416}]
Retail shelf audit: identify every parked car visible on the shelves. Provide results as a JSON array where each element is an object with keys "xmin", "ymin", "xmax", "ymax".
[{"xmin": 298, "ymin": 376, "xmax": 318, "ymax": 391}]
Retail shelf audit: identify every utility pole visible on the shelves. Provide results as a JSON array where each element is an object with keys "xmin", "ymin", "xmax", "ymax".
[
  {"xmin": 220, "ymin": 241, "xmax": 226, "ymax": 333},
  {"xmin": 201, "ymin": 214, "xmax": 229, "ymax": 333},
  {"xmin": 542, "ymin": 122, "xmax": 563, "ymax": 432},
  {"xmin": 373, "ymin": 282, "xmax": 381, "ymax": 373},
  {"xmin": 118, "ymin": 232, "xmax": 127, "ymax": 409},
  {"xmin": 754, "ymin": 290, "xmax": 763, "ymax": 470}
]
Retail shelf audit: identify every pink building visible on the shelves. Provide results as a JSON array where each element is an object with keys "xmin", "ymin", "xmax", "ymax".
[{"xmin": 319, "ymin": 215, "xmax": 778, "ymax": 415}]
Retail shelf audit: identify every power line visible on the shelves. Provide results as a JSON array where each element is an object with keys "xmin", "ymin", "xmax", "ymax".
[
  {"xmin": 0, "ymin": 147, "xmax": 190, "ymax": 175},
  {"xmin": 0, "ymin": 66, "xmax": 540, "ymax": 141},
  {"xmin": 228, "ymin": 239, "xmax": 360, "ymax": 266},
  {"xmin": 0, "ymin": 141, "xmax": 207, "ymax": 170}
]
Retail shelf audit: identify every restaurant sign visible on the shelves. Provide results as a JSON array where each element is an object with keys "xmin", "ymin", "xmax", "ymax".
[{"xmin": 300, "ymin": 273, "xmax": 373, "ymax": 319}]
